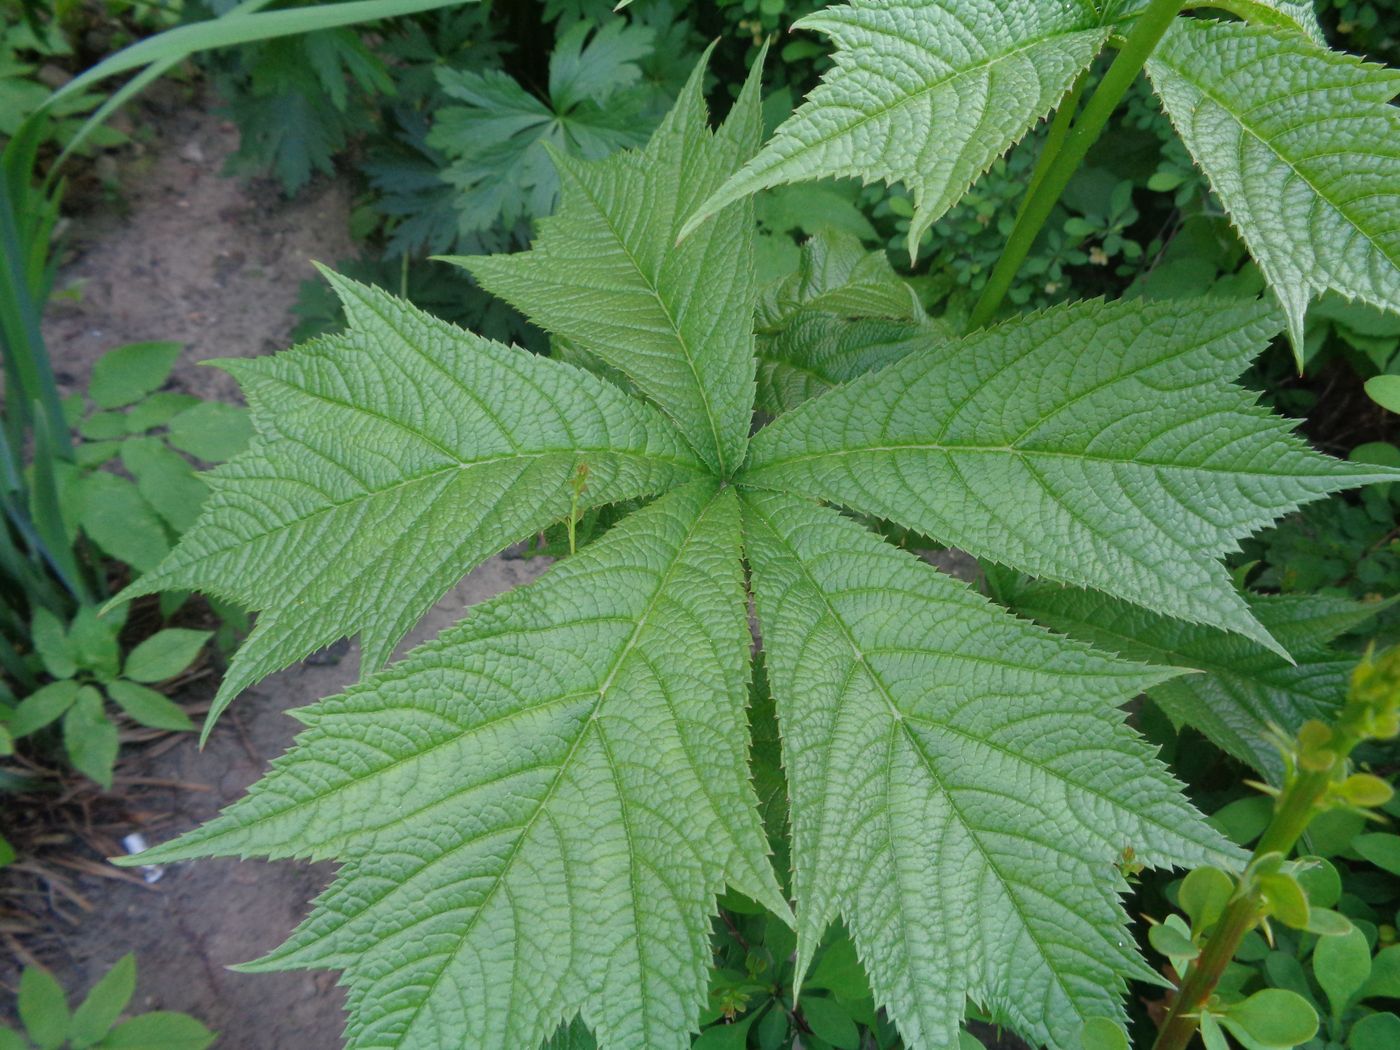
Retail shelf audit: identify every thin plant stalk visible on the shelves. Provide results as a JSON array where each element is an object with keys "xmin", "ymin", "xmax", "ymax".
[{"xmin": 968, "ymin": 0, "xmax": 1186, "ymax": 329}]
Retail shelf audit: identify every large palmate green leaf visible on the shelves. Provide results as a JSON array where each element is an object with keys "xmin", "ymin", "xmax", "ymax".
[
  {"xmin": 134, "ymin": 482, "xmax": 785, "ymax": 1050},
  {"xmin": 1005, "ymin": 583, "xmax": 1387, "ymax": 780},
  {"xmin": 741, "ymin": 490, "xmax": 1233, "ymax": 1050},
  {"xmin": 116, "ymin": 44, "xmax": 1400, "ymax": 1050},
  {"xmin": 461, "ymin": 50, "xmax": 764, "ymax": 476},
  {"xmin": 682, "ymin": 0, "xmax": 1112, "ymax": 255},
  {"xmin": 1147, "ymin": 19, "xmax": 1400, "ymax": 361},
  {"xmin": 741, "ymin": 296, "xmax": 1398, "ymax": 656},
  {"xmin": 117, "ymin": 274, "xmax": 701, "ymax": 731}
]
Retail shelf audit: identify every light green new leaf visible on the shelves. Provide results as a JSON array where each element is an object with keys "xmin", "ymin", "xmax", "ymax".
[
  {"xmin": 755, "ymin": 231, "xmax": 939, "ymax": 416},
  {"xmin": 741, "ymin": 490, "xmax": 1232, "ymax": 1050},
  {"xmin": 462, "ymin": 50, "xmax": 765, "ymax": 476},
  {"xmin": 741, "ymin": 297, "xmax": 1398, "ymax": 655},
  {"xmin": 756, "ymin": 231, "xmax": 923, "ymax": 330},
  {"xmin": 1006, "ymin": 585, "xmax": 1386, "ymax": 780},
  {"xmin": 682, "ymin": 0, "xmax": 1112, "ymax": 256},
  {"xmin": 1147, "ymin": 19, "xmax": 1400, "ymax": 362},
  {"xmin": 128, "ymin": 483, "xmax": 785, "ymax": 1050},
  {"xmin": 117, "ymin": 275, "xmax": 702, "ymax": 733}
]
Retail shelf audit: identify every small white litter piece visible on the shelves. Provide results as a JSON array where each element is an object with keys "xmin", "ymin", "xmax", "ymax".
[{"xmin": 121, "ymin": 832, "xmax": 165, "ymax": 884}]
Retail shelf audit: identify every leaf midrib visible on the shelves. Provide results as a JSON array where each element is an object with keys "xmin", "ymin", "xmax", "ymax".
[
  {"xmin": 560, "ymin": 162, "xmax": 734, "ymax": 476},
  {"xmin": 751, "ymin": 21, "xmax": 1106, "ymax": 181},
  {"xmin": 386, "ymin": 489, "xmax": 722, "ymax": 1047},
  {"xmin": 182, "ymin": 447, "xmax": 697, "ymax": 571},
  {"xmin": 744, "ymin": 441, "xmax": 1327, "ymax": 478},
  {"xmin": 1153, "ymin": 38, "xmax": 1400, "ymax": 281},
  {"xmin": 745, "ymin": 498, "xmax": 1089, "ymax": 1020}
]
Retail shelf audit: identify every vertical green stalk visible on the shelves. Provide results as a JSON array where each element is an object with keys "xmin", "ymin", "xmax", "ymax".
[
  {"xmin": 1150, "ymin": 651, "xmax": 1400, "ymax": 1050},
  {"xmin": 968, "ymin": 0, "xmax": 1186, "ymax": 329},
  {"xmin": 1015, "ymin": 66, "xmax": 1091, "ymax": 223},
  {"xmin": 0, "ymin": 169, "xmax": 73, "ymax": 463}
]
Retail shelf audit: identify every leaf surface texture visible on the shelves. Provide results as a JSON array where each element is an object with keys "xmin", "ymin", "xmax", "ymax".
[
  {"xmin": 684, "ymin": 0, "xmax": 1111, "ymax": 253},
  {"xmin": 120, "ymin": 275, "xmax": 700, "ymax": 727},
  {"xmin": 1147, "ymin": 19, "xmax": 1400, "ymax": 357},
  {"xmin": 464, "ymin": 56, "xmax": 764, "ymax": 475},
  {"xmin": 742, "ymin": 297, "xmax": 1397, "ymax": 653},
  {"xmin": 1007, "ymin": 584, "xmax": 1385, "ymax": 780},
  {"xmin": 138, "ymin": 483, "xmax": 784, "ymax": 1050},
  {"xmin": 741, "ymin": 490, "xmax": 1232, "ymax": 1050}
]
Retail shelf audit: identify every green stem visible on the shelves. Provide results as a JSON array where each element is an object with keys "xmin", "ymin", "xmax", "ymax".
[
  {"xmin": 967, "ymin": 0, "xmax": 1186, "ymax": 329},
  {"xmin": 1015, "ymin": 66, "xmax": 1091, "ymax": 223},
  {"xmin": 1150, "ymin": 736, "xmax": 1357, "ymax": 1050}
]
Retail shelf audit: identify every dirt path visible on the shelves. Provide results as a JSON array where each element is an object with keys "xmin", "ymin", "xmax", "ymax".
[
  {"xmin": 43, "ymin": 98, "xmax": 354, "ymax": 404},
  {"xmin": 25, "ymin": 99, "xmax": 552, "ymax": 1048}
]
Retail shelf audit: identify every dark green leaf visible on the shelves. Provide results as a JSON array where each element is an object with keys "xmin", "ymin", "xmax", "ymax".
[{"xmin": 802, "ymin": 997, "xmax": 859, "ymax": 1050}]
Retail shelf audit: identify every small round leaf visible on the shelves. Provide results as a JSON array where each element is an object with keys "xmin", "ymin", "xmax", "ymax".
[
  {"xmin": 1349, "ymin": 1011, "xmax": 1400, "ymax": 1050},
  {"xmin": 1364, "ymin": 375, "xmax": 1400, "ymax": 415},
  {"xmin": 1220, "ymin": 988, "xmax": 1319, "ymax": 1048},
  {"xmin": 1181, "ymin": 866, "xmax": 1235, "ymax": 934},
  {"xmin": 1315, "ymin": 926, "xmax": 1372, "ymax": 1017}
]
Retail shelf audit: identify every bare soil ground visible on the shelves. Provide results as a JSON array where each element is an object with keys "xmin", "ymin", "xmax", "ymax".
[{"xmin": 16, "ymin": 95, "xmax": 551, "ymax": 1047}]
